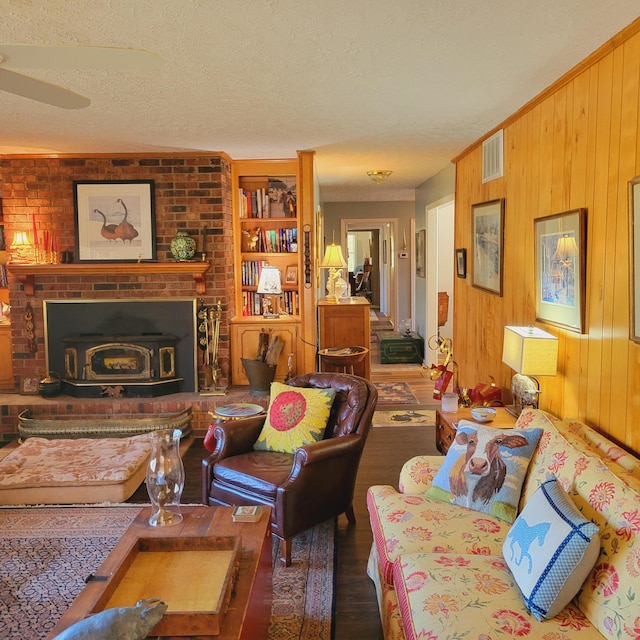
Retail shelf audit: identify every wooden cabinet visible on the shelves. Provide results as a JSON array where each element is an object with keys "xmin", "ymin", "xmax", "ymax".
[
  {"xmin": 435, "ymin": 408, "xmax": 517, "ymax": 455},
  {"xmin": 0, "ymin": 324, "xmax": 13, "ymax": 390},
  {"xmin": 230, "ymin": 320, "xmax": 298, "ymax": 385},
  {"xmin": 230, "ymin": 153, "xmax": 316, "ymax": 384},
  {"xmin": 318, "ymin": 298, "xmax": 371, "ymax": 379}
]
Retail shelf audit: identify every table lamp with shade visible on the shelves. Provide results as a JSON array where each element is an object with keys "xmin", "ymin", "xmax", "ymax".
[
  {"xmin": 320, "ymin": 241, "xmax": 348, "ymax": 303},
  {"xmin": 256, "ymin": 265, "xmax": 282, "ymax": 318},
  {"xmin": 502, "ymin": 325, "xmax": 558, "ymax": 417},
  {"xmin": 9, "ymin": 231, "xmax": 33, "ymax": 264}
]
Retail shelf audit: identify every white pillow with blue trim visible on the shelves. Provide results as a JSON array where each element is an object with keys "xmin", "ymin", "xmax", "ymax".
[{"xmin": 502, "ymin": 476, "xmax": 600, "ymax": 620}]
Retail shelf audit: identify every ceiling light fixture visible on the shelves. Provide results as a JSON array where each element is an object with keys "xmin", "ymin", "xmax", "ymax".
[{"xmin": 367, "ymin": 170, "xmax": 392, "ymax": 184}]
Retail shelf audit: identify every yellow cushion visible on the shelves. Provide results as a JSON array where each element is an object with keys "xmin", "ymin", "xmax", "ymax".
[{"xmin": 254, "ymin": 382, "xmax": 336, "ymax": 453}]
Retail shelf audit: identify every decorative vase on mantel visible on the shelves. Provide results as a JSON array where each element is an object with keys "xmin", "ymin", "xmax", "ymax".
[{"xmin": 170, "ymin": 231, "xmax": 196, "ymax": 261}]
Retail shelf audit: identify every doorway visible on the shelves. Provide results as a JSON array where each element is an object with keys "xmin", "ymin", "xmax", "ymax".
[
  {"xmin": 340, "ymin": 218, "xmax": 398, "ymax": 327},
  {"xmin": 424, "ymin": 199, "xmax": 454, "ymax": 366}
]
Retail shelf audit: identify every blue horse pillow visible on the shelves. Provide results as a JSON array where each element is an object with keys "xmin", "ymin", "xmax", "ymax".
[
  {"xmin": 425, "ymin": 421, "xmax": 542, "ymax": 523},
  {"xmin": 502, "ymin": 477, "xmax": 600, "ymax": 620}
]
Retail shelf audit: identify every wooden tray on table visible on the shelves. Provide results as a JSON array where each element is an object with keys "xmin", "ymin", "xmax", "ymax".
[{"xmin": 92, "ymin": 535, "xmax": 240, "ymax": 637}]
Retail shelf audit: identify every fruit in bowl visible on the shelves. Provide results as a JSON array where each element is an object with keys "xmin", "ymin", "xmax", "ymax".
[{"xmin": 470, "ymin": 407, "xmax": 497, "ymax": 423}]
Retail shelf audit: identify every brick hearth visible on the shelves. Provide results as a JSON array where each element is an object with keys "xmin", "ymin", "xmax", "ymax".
[{"xmin": 0, "ymin": 388, "xmax": 268, "ymax": 442}]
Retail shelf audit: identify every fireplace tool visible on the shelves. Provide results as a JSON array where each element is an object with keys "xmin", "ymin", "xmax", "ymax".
[{"xmin": 200, "ymin": 300, "xmax": 226, "ymax": 396}]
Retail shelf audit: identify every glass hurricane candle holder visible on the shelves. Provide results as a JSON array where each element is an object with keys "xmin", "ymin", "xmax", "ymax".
[{"xmin": 146, "ymin": 428, "xmax": 185, "ymax": 526}]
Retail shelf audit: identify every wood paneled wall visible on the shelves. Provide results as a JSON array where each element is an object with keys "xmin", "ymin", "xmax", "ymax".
[{"xmin": 453, "ymin": 19, "xmax": 640, "ymax": 454}]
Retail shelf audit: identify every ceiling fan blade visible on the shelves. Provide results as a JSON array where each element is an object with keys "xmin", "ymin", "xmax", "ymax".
[
  {"xmin": 0, "ymin": 67, "xmax": 90, "ymax": 109},
  {"xmin": 0, "ymin": 45, "xmax": 164, "ymax": 71}
]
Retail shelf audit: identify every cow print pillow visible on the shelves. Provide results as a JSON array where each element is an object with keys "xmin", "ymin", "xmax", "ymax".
[{"xmin": 425, "ymin": 421, "xmax": 543, "ymax": 522}]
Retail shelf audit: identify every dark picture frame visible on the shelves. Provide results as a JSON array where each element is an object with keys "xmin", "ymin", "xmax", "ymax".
[
  {"xmin": 455, "ymin": 248, "xmax": 467, "ymax": 278},
  {"xmin": 630, "ymin": 176, "xmax": 640, "ymax": 343},
  {"xmin": 415, "ymin": 229, "xmax": 426, "ymax": 278},
  {"xmin": 472, "ymin": 199, "xmax": 504, "ymax": 295},
  {"xmin": 73, "ymin": 180, "xmax": 156, "ymax": 262},
  {"xmin": 534, "ymin": 208, "xmax": 587, "ymax": 333}
]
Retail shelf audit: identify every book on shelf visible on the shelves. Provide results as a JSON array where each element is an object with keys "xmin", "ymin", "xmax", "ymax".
[
  {"xmin": 238, "ymin": 187, "xmax": 270, "ymax": 218},
  {"xmin": 242, "ymin": 260, "xmax": 269, "ymax": 287},
  {"xmin": 232, "ymin": 505, "xmax": 263, "ymax": 522},
  {"xmin": 241, "ymin": 289, "xmax": 298, "ymax": 316},
  {"xmin": 245, "ymin": 228, "xmax": 298, "ymax": 254}
]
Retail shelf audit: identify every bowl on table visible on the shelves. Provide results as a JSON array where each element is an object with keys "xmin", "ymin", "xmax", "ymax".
[{"xmin": 470, "ymin": 407, "xmax": 497, "ymax": 423}]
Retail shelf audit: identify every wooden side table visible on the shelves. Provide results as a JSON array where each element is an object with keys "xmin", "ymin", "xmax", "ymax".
[
  {"xmin": 318, "ymin": 346, "xmax": 369, "ymax": 374},
  {"xmin": 214, "ymin": 403, "xmax": 265, "ymax": 420},
  {"xmin": 317, "ymin": 298, "xmax": 371, "ymax": 379},
  {"xmin": 435, "ymin": 407, "xmax": 517, "ymax": 455}
]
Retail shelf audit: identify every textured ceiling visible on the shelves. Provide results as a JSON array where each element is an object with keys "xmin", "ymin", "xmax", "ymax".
[{"xmin": 0, "ymin": 1, "xmax": 638, "ymax": 202}]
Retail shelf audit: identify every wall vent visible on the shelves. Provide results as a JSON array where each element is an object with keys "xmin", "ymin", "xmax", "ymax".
[{"xmin": 482, "ymin": 129, "xmax": 504, "ymax": 183}]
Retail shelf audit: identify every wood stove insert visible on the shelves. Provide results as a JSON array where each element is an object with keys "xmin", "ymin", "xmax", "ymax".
[
  {"xmin": 43, "ymin": 299, "xmax": 198, "ymax": 398},
  {"xmin": 63, "ymin": 334, "xmax": 181, "ymax": 397}
]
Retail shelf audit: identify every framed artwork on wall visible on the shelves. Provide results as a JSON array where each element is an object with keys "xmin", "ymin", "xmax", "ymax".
[
  {"xmin": 534, "ymin": 208, "xmax": 587, "ymax": 333},
  {"xmin": 472, "ymin": 199, "xmax": 504, "ymax": 295},
  {"xmin": 73, "ymin": 180, "xmax": 156, "ymax": 262},
  {"xmin": 629, "ymin": 176, "xmax": 640, "ymax": 343},
  {"xmin": 455, "ymin": 248, "xmax": 467, "ymax": 278},
  {"xmin": 415, "ymin": 229, "xmax": 425, "ymax": 278}
]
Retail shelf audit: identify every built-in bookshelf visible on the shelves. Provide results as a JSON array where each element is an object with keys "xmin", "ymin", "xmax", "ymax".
[
  {"xmin": 230, "ymin": 153, "xmax": 316, "ymax": 385},
  {"xmin": 234, "ymin": 165, "xmax": 300, "ymax": 320}
]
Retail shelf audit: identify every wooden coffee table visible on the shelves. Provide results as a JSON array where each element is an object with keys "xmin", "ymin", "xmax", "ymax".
[{"xmin": 47, "ymin": 505, "xmax": 272, "ymax": 640}]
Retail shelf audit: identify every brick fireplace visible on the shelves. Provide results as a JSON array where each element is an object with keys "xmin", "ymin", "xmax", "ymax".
[{"xmin": 0, "ymin": 153, "xmax": 239, "ymax": 438}]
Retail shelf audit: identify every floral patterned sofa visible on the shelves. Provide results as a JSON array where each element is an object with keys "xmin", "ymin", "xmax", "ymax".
[{"xmin": 366, "ymin": 408, "xmax": 640, "ymax": 640}]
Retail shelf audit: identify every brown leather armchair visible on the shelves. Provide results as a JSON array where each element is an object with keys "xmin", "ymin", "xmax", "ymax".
[{"xmin": 202, "ymin": 372, "xmax": 377, "ymax": 566}]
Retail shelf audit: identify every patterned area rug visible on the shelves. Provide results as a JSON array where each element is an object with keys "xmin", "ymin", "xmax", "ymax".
[
  {"xmin": 269, "ymin": 519, "xmax": 334, "ymax": 639},
  {"xmin": 374, "ymin": 381, "xmax": 419, "ymax": 404},
  {"xmin": 0, "ymin": 507, "xmax": 334, "ymax": 640},
  {"xmin": 0, "ymin": 506, "xmax": 142, "ymax": 639},
  {"xmin": 372, "ymin": 408, "xmax": 436, "ymax": 427}
]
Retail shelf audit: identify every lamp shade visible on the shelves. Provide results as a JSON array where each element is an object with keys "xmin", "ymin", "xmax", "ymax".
[
  {"xmin": 9, "ymin": 231, "xmax": 33, "ymax": 264},
  {"xmin": 502, "ymin": 325, "xmax": 558, "ymax": 376},
  {"xmin": 320, "ymin": 243, "xmax": 347, "ymax": 269},
  {"xmin": 256, "ymin": 266, "xmax": 282, "ymax": 294},
  {"xmin": 10, "ymin": 231, "xmax": 30, "ymax": 248}
]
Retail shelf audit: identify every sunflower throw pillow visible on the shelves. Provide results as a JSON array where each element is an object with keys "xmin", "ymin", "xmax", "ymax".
[
  {"xmin": 425, "ymin": 421, "xmax": 542, "ymax": 522},
  {"xmin": 254, "ymin": 382, "xmax": 336, "ymax": 454}
]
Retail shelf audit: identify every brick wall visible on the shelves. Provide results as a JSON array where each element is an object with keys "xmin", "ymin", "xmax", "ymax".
[{"xmin": 1, "ymin": 154, "xmax": 235, "ymax": 398}]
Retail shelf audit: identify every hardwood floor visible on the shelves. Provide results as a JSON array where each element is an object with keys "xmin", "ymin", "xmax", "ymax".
[{"xmin": 333, "ymin": 363, "xmax": 437, "ymax": 639}]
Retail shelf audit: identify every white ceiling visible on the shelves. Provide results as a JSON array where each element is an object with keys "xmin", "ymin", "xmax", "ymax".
[{"xmin": 1, "ymin": 1, "xmax": 638, "ymax": 202}]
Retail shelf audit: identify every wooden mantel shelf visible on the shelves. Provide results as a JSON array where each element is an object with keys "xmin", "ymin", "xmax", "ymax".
[{"xmin": 7, "ymin": 262, "xmax": 211, "ymax": 296}]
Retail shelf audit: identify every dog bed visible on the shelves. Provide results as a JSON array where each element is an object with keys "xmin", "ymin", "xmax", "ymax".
[{"xmin": 0, "ymin": 434, "xmax": 151, "ymax": 505}]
